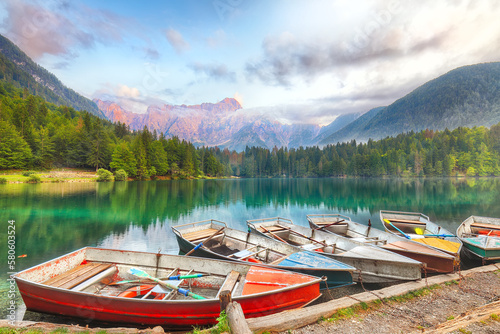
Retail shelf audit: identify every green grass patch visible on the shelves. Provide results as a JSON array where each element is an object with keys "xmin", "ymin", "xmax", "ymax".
[
  {"xmin": 444, "ymin": 280, "xmax": 459, "ymax": 286},
  {"xmin": 209, "ymin": 310, "xmax": 230, "ymax": 334},
  {"xmin": 491, "ymin": 313, "xmax": 499, "ymax": 321},
  {"xmin": 386, "ymin": 284, "xmax": 441, "ymax": 303},
  {"xmin": 458, "ymin": 328, "xmax": 472, "ymax": 334},
  {"xmin": 447, "ymin": 315, "xmax": 455, "ymax": 320}
]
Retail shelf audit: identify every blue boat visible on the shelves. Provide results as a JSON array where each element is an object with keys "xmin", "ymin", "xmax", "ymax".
[{"xmin": 172, "ymin": 219, "xmax": 355, "ymax": 290}]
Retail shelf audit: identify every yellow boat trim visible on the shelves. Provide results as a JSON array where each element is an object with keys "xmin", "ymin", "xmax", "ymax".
[{"xmin": 413, "ymin": 237, "xmax": 460, "ymax": 254}]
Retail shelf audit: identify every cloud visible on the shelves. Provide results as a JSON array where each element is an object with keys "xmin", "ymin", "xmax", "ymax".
[
  {"xmin": 246, "ymin": 1, "xmax": 500, "ymax": 88},
  {"xmin": 143, "ymin": 47, "xmax": 160, "ymax": 60},
  {"xmin": 0, "ymin": 0, "xmax": 134, "ymax": 60},
  {"xmin": 116, "ymin": 85, "xmax": 141, "ymax": 98},
  {"xmin": 165, "ymin": 28, "xmax": 190, "ymax": 53},
  {"xmin": 207, "ymin": 29, "xmax": 227, "ymax": 48},
  {"xmin": 189, "ymin": 62, "xmax": 236, "ymax": 82}
]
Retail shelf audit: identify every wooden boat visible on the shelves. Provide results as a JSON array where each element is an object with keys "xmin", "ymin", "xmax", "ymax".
[
  {"xmin": 12, "ymin": 247, "xmax": 324, "ymax": 328},
  {"xmin": 246, "ymin": 217, "xmax": 422, "ymax": 283},
  {"xmin": 379, "ymin": 210, "xmax": 462, "ymax": 259},
  {"xmin": 171, "ymin": 220, "xmax": 355, "ymax": 290},
  {"xmin": 307, "ymin": 213, "xmax": 457, "ymax": 274},
  {"xmin": 456, "ymin": 216, "xmax": 500, "ymax": 263}
]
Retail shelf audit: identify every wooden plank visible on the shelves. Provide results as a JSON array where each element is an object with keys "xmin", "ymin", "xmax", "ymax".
[
  {"xmin": 57, "ymin": 264, "xmax": 112, "ymax": 289},
  {"xmin": 470, "ymin": 222, "xmax": 500, "ymax": 230},
  {"xmin": 388, "ymin": 218, "xmax": 425, "ymax": 225},
  {"xmin": 43, "ymin": 263, "xmax": 101, "ymax": 287},
  {"xmin": 258, "ymin": 226, "xmax": 287, "ymax": 232},
  {"xmin": 427, "ymin": 300, "xmax": 500, "ymax": 333},
  {"xmin": 217, "ymin": 270, "xmax": 240, "ymax": 297},
  {"xmin": 183, "ymin": 228, "xmax": 219, "ymax": 242}
]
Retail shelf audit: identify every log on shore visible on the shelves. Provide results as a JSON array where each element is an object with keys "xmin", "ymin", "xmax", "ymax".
[
  {"xmin": 226, "ymin": 301, "xmax": 252, "ymax": 334},
  {"xmin": 425, "ymin": 300, "xmax": 500, "ymax": 333}
]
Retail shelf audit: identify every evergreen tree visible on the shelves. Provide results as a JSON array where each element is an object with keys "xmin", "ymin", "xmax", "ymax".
[{"xmin": 0, "ymin": 120, "xmax": 32, "ymax": 169}]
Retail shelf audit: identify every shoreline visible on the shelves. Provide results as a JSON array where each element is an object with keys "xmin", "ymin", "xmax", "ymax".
[
  {"xmin": 0, "ymin": 168, "xmax": 496, "ymax": 185},
  {"xmin": 2, "ymin": 263, "xmax": 499, "ymax": 334}
]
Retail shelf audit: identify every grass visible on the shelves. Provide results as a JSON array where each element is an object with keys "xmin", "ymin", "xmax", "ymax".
[{"xmin": 0, "ymin": 169, "xmax": 97, "ymax": 183}]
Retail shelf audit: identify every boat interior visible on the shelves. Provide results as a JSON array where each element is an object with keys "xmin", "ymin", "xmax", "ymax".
[{"xmin": 39, "ymin": 260, "xmax": 238, "ymax": 301}]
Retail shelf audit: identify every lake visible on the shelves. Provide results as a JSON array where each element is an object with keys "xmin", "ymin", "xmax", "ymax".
[{"xmin": 2, "ymin": 177, "xmax": 500, "ymax": 316}]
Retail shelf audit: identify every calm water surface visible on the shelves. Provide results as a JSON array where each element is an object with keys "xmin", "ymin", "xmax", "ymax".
[{"xmin": 2, "ymin": 177, "xmax": 500, "ymax": 315}]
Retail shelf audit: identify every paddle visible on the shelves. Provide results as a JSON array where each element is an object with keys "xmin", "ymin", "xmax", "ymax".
[
  {"xmin": 277, "ymin": 224, "xmax": 329, "ymax": 247},
  {"xmin": 414, "ymin": 228, "xmax": 454, "ymax": 238},
  {"xmin": 185, "ymin": 227, "xmax": 225, "ymax": 256},
  {"xmin": 314, "ymin": 219, "xmax": 345, "ymax": 231},
  {"xmin": 261, "ymin": 225, "xmax": 290, "ymax": 244},
  {"xmin": 383, "ymin": 219, "xmax": 411, "ymax": 239},
  {"xmin": 129, "ymin": 268, "xmax": 206, "ymax": 300}
]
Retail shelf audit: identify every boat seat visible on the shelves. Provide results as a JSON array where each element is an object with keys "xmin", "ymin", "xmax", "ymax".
[
  {"xmin": 470, "ymin": 223, "xmax": 500, "ymax": 230},
  {"xmin": 387, "ymin": 219, "xmax": 425, "ymax": 225},
  {"xmin": 43, "ymin": 262, "xmax": 112, "ymax": 289},
  {"xmin": 258, "ymin": 225, "xmax": 287, "ymax": 232},
  {"xmin": 183, "ymin": 228, "xmax": 219, "ymax": 242},
  {"xmin": 216, "ymin": 270, "xmax": 240, "ymax": 297}
]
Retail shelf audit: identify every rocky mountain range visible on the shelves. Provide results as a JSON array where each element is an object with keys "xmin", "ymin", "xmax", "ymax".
[{"xmin": 95, "ymin": 97, "xmax": 321, "ymax": 150}]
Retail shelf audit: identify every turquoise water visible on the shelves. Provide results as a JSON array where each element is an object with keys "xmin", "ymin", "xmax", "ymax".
[{"xmin": 2, "ymin": 177, "xmax": 500, "ymax": 316}]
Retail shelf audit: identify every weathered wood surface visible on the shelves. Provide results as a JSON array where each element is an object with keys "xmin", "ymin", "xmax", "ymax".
[
  {"xmin": 246, "ymin": 263, "xmax": 500, "ymax": 333},
  {"xmin": 219, "ymin": 290, "xmax": 232, "ymax": 312},
  {"xmin": 183, "ymin": 228, "xmax": 218, "ymax": 242},
  {"xmin": 226, "ymin": 301, "xmax": 252, "ymax": 334},
  {"xmin": 425, "ymin": 300, "xmax": 500, "ymax": 333}
]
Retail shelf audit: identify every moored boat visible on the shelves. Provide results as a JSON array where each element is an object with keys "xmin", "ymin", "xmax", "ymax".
[
  {"xmin": 247, "ymin": 217, "xmax": 422, "ymax": 283},
  {"xmin": 456, "ymin": 216, "xmax": 500, "ymax": 263},
  {"xmin": 379, "ymin": 210, "xmax": 462, "ymax": 259},
  {"xmin": 13, "ymin": 247, "xmax": 324, "ymax": 328},
  {"xmin": 171, "ymin": 219, "xmax": 355, "ymax": 290},
  {"xmin": 307, "ymin": 213, "xmax": 457, "ymax": 274}
]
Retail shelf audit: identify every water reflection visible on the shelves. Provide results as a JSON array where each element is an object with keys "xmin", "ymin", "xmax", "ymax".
[{"xmin": 2, "ymin": 177, "xmax": 500, "ymax": 315}]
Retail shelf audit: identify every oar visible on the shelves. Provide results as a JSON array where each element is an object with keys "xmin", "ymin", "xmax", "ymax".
[
  {"xmin": 185, "ymin": 227, "xmax": 225, "ymax": 256},
  {"xmin": 129, "ymin": 268, "xmax": 206, "ymax": 300},
  {"xmin": 414, "ymin": 227, "xmax": 454, "ymax": 238},
  {"xmin": 314, "ymin": 219, "xmax": 345, "ymax": 231},
  {"xmin": 261, "ymin": 225, "xmax": 290, "ymax": 244},
  {"xmin": 277, "ymin": 224, "xmax": 329, "ymax": 247},
  {"xmin": 383, "ymin": 219, "xmax": 411, "ymax": 239}
]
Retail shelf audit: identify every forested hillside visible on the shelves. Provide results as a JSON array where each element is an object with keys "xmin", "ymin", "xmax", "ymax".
[
  {"xmin": 0, "ymin": 34, "xmax": 103, "ymax": 117},
  {"xmin": 320, "ymin": 62, "xmax": 500, "ymax": 144},
  {"xmin": 0, "ymin": 81, "xmax": 227, "ymax": 178},
  {"xmin": 206, "ymin": 125, "xmax": 500, "ymax": 178}
]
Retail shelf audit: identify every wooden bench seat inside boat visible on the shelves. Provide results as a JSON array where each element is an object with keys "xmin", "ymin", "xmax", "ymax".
[
  {"xmin": 216, "ymin": 270, "xmax": 240, "ymax": 297},
  {"xmin": 43, "ymin": 262, "xmax": 112, "ymax": 289},
  {"xmin": 183, "ymin": 228, "xmax": 219, "ymax": 242},
  {"xmin": 470, "ymin": 223, "xmax": 500, "ymax": 231},
  {"xmin": 258, "ymin": 225, "xmax": 287, "ymax": 232},
  {"xmin": 387, "ymin": 218, "xmax": 425, "ymax": 225}
]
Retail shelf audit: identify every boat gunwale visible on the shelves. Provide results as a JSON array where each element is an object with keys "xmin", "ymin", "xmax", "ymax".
[{"xmin": 172, "ymin": 223, "xmax": 356, "ymax": 273}]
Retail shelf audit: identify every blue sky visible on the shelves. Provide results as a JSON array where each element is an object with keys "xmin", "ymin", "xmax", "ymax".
[{"xmin": 1, "ymin": 0, "xmax": 500, "ymax": 125}]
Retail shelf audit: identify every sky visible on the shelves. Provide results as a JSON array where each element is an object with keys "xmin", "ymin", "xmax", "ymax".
[{"xmin": 1, "ymin": 0, "xmax": 500, "ymax": 126}]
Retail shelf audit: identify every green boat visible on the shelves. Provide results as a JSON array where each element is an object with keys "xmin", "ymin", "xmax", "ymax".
[{"xmin": 456, "ymin": 216, "xmax": 500, "ymax": 263}]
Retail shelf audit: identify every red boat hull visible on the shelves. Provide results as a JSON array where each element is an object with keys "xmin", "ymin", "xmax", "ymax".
[
  {"xmin": 14, "ymin": 247, "xmax": 322, "ymax": 328},
  {"xmin": 17, "ymin": 280, "xmax": 318, "ymax": 327}
]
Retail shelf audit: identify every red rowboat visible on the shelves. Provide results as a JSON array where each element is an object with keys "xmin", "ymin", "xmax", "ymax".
[{"xmin": 13, "ymin": 247, "xmax": 323, "ymax": 329}]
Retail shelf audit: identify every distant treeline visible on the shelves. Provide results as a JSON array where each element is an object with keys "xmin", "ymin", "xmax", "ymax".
[
  {"xmin": 2, "ymin": 80, "xmax": 500, "ymax": 179},
  {"xmin": 210, "ymin": 126, "xmax": 500, "ymax": 178}
]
